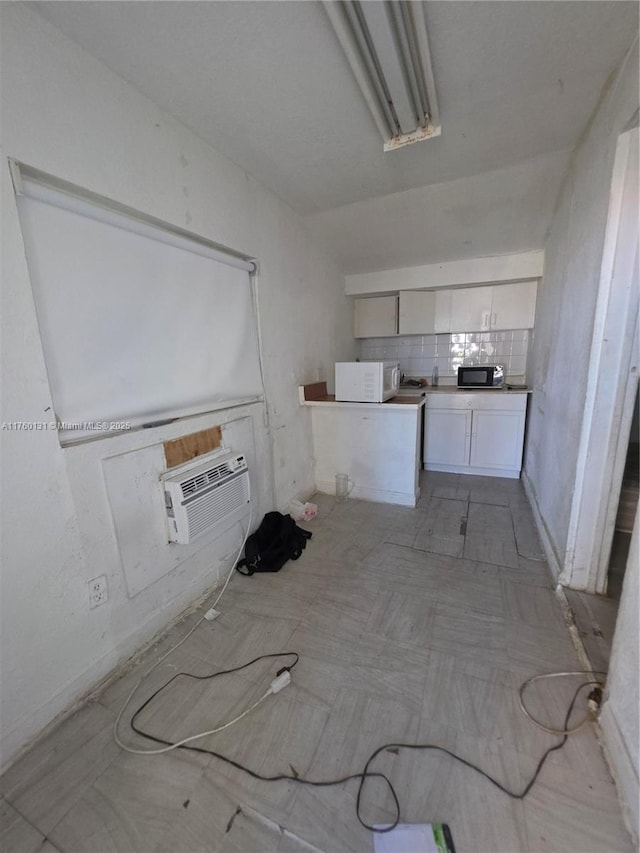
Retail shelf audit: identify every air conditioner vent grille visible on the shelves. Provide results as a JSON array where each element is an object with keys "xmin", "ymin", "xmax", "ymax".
[{"xmin": 180, "ymin": 460, "xmax": 233, "ymax": 499}]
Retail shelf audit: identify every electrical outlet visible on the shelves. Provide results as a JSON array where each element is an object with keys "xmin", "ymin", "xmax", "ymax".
[{"xmin": 88, "ymin": 575, "xmax": 108, "ymax": 608}]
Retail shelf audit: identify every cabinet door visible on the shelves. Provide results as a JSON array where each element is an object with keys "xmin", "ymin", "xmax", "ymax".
[
  {"xmin": 434, "ymin": 289, "xmax": 452, "ymax": 333},
  {"xmin": 490, "ymin": 282, "xmax": 537, "ymax": 330},
  {"xmin": 354, "ymin": 296, "xmax": 398, "ymax": 338},
  {"xmin": 449, "ymin": 286, "xmax": 492, "ymax": 333},
  {"xmin": 424, "ymin": 409, "xmax": 472, "ymax": 466},
  {"xmin": 398, "ymin": 291, "xmax": 435, "ymax": 335},
  {"xmin": 470, "ymin": 409, "xmax": 525, "ymax": 471}
]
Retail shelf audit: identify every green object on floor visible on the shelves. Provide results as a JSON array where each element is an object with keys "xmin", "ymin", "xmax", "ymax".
[{"xmin": 373, "ymin": 822, "xmax": 456, "ymax": 852}]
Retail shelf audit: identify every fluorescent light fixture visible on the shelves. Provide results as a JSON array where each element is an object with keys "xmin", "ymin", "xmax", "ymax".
[{"xmin": 323, "ymin": 0, "xmax": 440, "ymax": 151}]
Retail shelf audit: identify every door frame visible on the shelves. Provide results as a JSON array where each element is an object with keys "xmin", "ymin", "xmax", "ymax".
[{"xmin": 563, "ymin": 126, "xmax": 639, "ymax": 593}]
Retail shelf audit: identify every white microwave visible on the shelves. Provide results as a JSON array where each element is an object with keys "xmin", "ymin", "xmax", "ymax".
[{"xmin": 335, "ymin": 361, "xmax": 400, "ymax": 403}]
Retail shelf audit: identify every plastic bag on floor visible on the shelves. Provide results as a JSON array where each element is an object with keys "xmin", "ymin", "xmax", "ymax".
[{"xmin": 288, "ymin": 499, "xmax": 318, "ymax": 522}]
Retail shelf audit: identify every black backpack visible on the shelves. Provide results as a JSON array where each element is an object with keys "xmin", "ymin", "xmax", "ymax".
[{"xmin": 236, "ymin": 511, "xmax": 312, "ymax": 576}]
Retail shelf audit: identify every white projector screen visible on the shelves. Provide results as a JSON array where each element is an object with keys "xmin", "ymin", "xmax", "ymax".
[{"xmin": 16, "ymin": 175, "xmax": 263, "ymax": 444}]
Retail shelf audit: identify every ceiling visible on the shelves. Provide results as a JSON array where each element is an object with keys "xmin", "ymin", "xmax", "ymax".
[{"xmin": 29, "ymin": 1, "xmax": 639, "ymax": 272}]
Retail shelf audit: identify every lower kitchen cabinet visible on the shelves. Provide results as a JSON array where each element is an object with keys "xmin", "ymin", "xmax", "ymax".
[
  {"xmin": 423, "ymin": 391, "xmax": 528, "ymax": 478},
  {"xmin": 423, "ymin": 408, "xmax": 471, "ymax": 467}
]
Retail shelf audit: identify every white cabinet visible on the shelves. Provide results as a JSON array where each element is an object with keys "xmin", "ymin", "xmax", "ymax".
[
  {"xmin": 423, "ymin": 392, "xmax": 528, "ymax": 478},
  {"xmin": 354, "ymin": 295, "xmax": 398, "ymax": 338},
  {"xmin": 398, "ymin": 291, "xmax": 435, "ymax": 335},
  {"xmin": 449, "ymin": 286, "xmax": 492, "ymax": 333},
  {"xmin": 470, "ymin": 409, "xmax": 526, "ymax": 471},
  {"xmin": 423, "ymin": 408, "xmax": 472, "ymax": 467},
  {"xmin": 357, "ymin": 282, "xmax": 537, "ymax": 337},
  {"xmin": 398, "ymin": 291, "xmax": 451, "ymax": 335},
  {"xmin": 489, "ymin": 282, "xmax": 537, "ymax": 331},
  {"xmin": 446, "ymin": 281, "xmax": 538, "ymax": 333},
  {"xmin": 305, "ymin": 399, "xmax": 424, "ymax": 506}
]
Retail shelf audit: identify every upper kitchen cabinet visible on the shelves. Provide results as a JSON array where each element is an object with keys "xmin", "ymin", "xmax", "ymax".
[
  {"xmin": 449, "ymin": 286, "xmax": 492, "ymax": 334},
  {"xmin": 398, "ymin": 290, "xmax": 451, "ymax": 335},
  {"xmin": 354, "ymin": 295, "xmax": 398, "ymax": 338},
  {"xmin": 356, "ymin": 281, "xmax": 537, "ymax": 337},
  {"xmin": 489, "ymin": 281, "xmax": 537, "ymax": 330},
  {"xmin": 449, "ymin": 281, "xmax": 538, "ymax": 333}
]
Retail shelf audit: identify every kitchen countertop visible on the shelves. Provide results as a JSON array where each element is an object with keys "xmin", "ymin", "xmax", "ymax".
[
  {"xmin": 300, "ymin": 391, "xmax": 425, "ymax": 409},
  {"xmin": 419, "ymin": 386, "xmax": 531, "ymax": 394},
  {"xmin": 398, "ymin": 381, "xmax": 531, "ymax": 394}
]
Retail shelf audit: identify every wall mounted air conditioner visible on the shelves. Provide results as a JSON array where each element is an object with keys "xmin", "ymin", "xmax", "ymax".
[{"xmin": 161, "ymin": 450, "xmax": 249, "ymax": 544}]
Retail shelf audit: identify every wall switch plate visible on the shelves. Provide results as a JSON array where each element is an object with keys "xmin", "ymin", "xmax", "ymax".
[{"xmin": 88, "ymin": 575, "xmax": 108, "ymax": 608}]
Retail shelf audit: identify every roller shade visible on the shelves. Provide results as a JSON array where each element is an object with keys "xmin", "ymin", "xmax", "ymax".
[{"xmin": 13, "ymin": 165, "xmax": 263, "ymax": 444}]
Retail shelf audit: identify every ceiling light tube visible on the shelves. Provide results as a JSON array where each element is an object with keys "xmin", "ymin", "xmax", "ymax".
[
  {"xmin": 385, "ymin": 0, "xmax": 424, "ymax": 128},
  {"xmin": 322, "ymin": 1, "xmax": 395, "ymax": 141},
  {"xmin": 403, "ymin": 0, "xmax": 440, "ymax": 131},
  {"xmin": 323, "ymin": 0, "xmax": 440, "ymax": 149},
  {"xmin": 349, "ymin": 0, "xmax": 402, "ymax": 134}
]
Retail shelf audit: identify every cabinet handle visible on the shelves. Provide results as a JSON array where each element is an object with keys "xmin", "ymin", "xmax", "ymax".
[{"xmin": 492, "ymin": 312, "xmax": 497, "ymax": 326}]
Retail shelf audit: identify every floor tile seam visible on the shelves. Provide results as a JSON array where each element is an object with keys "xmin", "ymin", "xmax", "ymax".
[
  {"xmin": 502, "ymin": 612, "xmax": 577, "ymax": 644},
  {"xmin": 47, "ymin": 755, "xmax": 212, "ymax": 853},
  {"xmin": 23, "ymin": 732, "xmax": 124, "ymax": 845},
  {"xmin": 282, "ymin": 703, "xmax": 349, "ymax": 787},
  {"xmin": 0, "ymin": 698, "xmax": 119, "ymax": 792},
  {"xmin": 432, "ymin": 598, "xmax": 509, "ymax": 625},
  {"xmin": 410, "ymin": 730, "xmax": 535, "ymax": 789},
  {"xmin": 348, "ymin": 655, "xmax": 432, "ymax": 689},
  {"xmin": 418, "ymin": 656, "xmax": 518, "ymax": 702},
  {"xmin": 461, "ymin": 552, "xmax": 521, "ymax": 570},
  {"xmin": 0, "ymin": 707, "xmax": 121, "ymax": 806},
  {"xmin": 212, "ymin": 602, "xmax": 313, "ymax": 628},
  {"xmin": 1, "ymin": 794, "xmax": 51, "ymax": 844},
  {"xmin": 189, "ymin": 767, "xmax": 281, "ymax": 843},
  {"xmin": 504, "ymin": 728, "xmax": 621, "ymax": 792},
  {"xmin": 504, "ymin": 498, "xmax": 551, "ymax": 565},
  {"xmin": 496, "ymin": 572, "xmax": 556, "ymax": 590}
]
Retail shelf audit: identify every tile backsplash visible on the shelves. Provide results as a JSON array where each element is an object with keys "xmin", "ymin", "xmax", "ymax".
[{"xmin": 360, "ymin": 330, "xmax": 529, "ymax": 382}]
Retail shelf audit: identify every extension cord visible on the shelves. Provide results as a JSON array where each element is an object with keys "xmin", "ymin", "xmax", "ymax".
[
  {"xmin": 113, "ymin": 480, "xmax": 254, "ymax": 756},
  {"xmin": 119, "ymin": 670, "xmax": 290, "ymax": 756},
  {"xmin": 270, "ymin": 670, "xmax": 291, "ymax": 694},
  {"xmin": 130, "ymin": 664, "xmax": 606, "ymax": 834}
]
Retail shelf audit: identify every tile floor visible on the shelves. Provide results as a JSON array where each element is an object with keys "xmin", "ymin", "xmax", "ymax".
[
  {"xmin": 565, "ymin": 530, "xmax": 631, "ymax": 674},
  {"xmin": 1, "ymin": 472, "xmax": 634, "ymax": 853}
]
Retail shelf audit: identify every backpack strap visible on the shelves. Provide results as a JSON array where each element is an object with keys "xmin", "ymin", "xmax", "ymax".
[{"xmin": 235, "ymin": 558, "xmax": 254, "ymax": 576}]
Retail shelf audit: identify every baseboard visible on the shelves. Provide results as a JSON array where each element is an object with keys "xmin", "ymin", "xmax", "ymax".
[
  {"xmin": 522, "ymin": 469, "xmax": 563, "ymax": 581},
  {"xmin": 599, "ymin": 702, "xmax": 639, "ymax": 844},
  {"xmin": 315, "ymin": 479, "xmax": 418, "ymax": 507}
]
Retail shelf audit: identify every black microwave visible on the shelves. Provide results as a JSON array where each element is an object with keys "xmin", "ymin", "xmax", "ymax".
[{"xmin": 457, "ymin": 365, "xmax": 504, "ymax": 389}]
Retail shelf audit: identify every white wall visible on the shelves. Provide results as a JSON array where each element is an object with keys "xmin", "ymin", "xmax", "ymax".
[
  {"xmin": 344, "ymin": 251, "xmax": 544, "ymax": 295},
  {"xmin": 600, "ymin": 518, "xmax": 639, "ymax": 842},
  {"xmin": 524, "ymin": 39, "xmax": 639, "ymax": 828},
  {"xmin": 0, "ymin": 4, "xmax": 354, "ymax": 769},
  {"xmin": 524, "ymin": 43, "xmax": 639, "ymax": 568},
  {"xmin": 309, "ymin": 153, "xmax": 569, "ymax": 274}
]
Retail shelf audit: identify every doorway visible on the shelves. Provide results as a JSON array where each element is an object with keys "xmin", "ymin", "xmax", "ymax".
[
  {"xmin": 563, "ymin": 126, "xmax": 639, "ymax": 595},
  {"xmin": 609, "ymin": 385, "xmax": 639, "ymax": 599}
]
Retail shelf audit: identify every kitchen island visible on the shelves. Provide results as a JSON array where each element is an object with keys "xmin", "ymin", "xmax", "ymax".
[{"xmin": 299, "ymin": 383, "xmax": 425, "ymax": 506}]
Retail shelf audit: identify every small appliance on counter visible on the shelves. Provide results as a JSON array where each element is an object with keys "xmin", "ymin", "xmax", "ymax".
[
  {"xmin": 457, "ymin": 364, "xmax": 504, "ymax": 389},
  {"xmin": 335, "ymin": 360, "xmax": 400, "ymax": 403}
]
